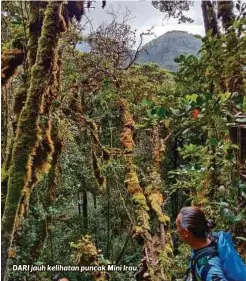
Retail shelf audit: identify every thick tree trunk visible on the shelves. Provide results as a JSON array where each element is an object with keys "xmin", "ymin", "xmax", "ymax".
[
  {"xmin": 120, "ymin": 99, "xmax": 171, "ymax": 281},
  {"xmin": 1, "ymin": 2, "xmax": 62, "ymax": 280},
  {"xmin": 27, "ymin": 1, "xmax": 48, "ymax": 76},
  {"xmin": 29, "ymin": 124, "xmax": 62, "ymax": 263},
  {"xmin": 201, "ymin": 1, "xmax": 219, "ymax": 36},
  {"xmin": 4, "ymin": 1, "xmax": 46, "ymax": 164},
  {"xmin": 218, "ymin": 1, "xmax": 235, "ymax": 31},
  {"xmin": 2, "ymin": 1, "xmax": 48, "ymax": 216}
]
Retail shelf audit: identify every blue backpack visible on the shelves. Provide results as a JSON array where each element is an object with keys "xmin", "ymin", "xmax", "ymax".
[{"xmin": 188, "ymin": 231, "xmax": 246, "ymax": 281}]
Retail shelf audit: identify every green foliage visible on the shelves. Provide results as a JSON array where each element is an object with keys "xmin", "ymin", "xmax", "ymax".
[{"xmin": 2, "ymin": 3, "xmax": 246, "ymax": 280}]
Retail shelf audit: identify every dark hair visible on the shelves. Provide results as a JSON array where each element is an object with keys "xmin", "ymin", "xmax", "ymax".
[{"xmin": 179, "ymin": 207, "xmax": 215, "ymax": 238}]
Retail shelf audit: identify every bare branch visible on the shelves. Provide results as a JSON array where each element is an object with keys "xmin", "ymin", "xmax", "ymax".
[{"xmin": 123, "ymin": 27, "xmax": 154, "ymax": 70}]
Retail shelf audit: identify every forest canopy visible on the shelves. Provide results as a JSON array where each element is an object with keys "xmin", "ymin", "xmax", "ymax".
[{"xmin": 1, "ymin": 1, "xmax": 246, "ymax": 281}]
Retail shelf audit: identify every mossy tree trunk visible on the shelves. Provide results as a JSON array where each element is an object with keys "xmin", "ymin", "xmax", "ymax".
[
  {"xmin": 217, "ymin": 1, "xmax": 235, "ymax": 32},
  {"xmin": 27, "ymin": 1, "xmax": 48, "ymax": 76},
  {"xmin": 120, "ymin": 99, "xmax": 170, "ymax": 281},
  {"xmin": 1, "ymin": 2, "xmax": 63, "ymax": 280},
  {"xmin": 145, "ymin": 125, "xmax": 174, "ymax": 280},
  {"xmin": 2, "ymin": 1, "xmax": 48, "ymax": 216},
  {"xmin": 29, "ymin": 123, "xmax": 63, "ymax": 264},
  {"xmin": 1, "ymin": 50, "xmax": 24, "ymax": 87}
]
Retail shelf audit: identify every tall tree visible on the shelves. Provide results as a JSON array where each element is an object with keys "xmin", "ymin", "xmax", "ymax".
[
  {"xmin": 1, "ymin": 2, "xmax": 63, "ymax": 279},
  {"xmin": 201, "ymin": 1, "xmax": 219, "ymax": 36}
]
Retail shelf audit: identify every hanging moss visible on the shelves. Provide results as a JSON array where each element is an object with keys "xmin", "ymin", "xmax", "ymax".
[
  {"xmin": 120, "ymin": 99, "xmax": 149, "ymax": 232},
  {"xmin": 136, "ymin": 125, "xmax": 174, "ymax": 281},
  {"xmin": 18, "ymin": 45, "xmax": 63, "ymax": 243},
  {"xmin": 4, "ymin": 0, "xmax": 47, "ymax": 168},
  {"xmin": 29, "ymin": 122, "xmax": 63, "ymax": 264},
  {"xmin": 152, "ymin": 125, "xmax": 161, "ymax": 171},
  {"xmin": 34, "ymin": 119, "xmax": 54, "ymax": 181},
  {"xmin": 120, "ymin": 99, "xmax": 135, "ymax": 151},
  {"xmin": 92, "ymin": 147, "xmax": 106, "ymax": 190},
  {"xmin": 125, "ymin": 169, "xmax": 143, "ymax": 194},
  {"xmin": 27, "ymin": 1, "xmax": 48, "ymax": 75},
  {"xmin": 2, "ymin": 82, "xmax": 28, "ymax": 216},
  {"xmin": 13, "ymin": 84, "xmax": 28, "ymax": 116},
  {"xmin": 1, "ymin": 50, "xmax": 24, "ymax": 87},
  {"xmin": 1, "ymin": 3, "xmax": 63, "ymax": 279},
  {"xmin": 102, "ymin": 147, "xmax": 110, "ymax": 161},
  {"xmin": 119, "ymin": 98, "xmax": 168, "ymax": 281},
  {"xmin": 3, "ymin": 2, "xmax": 47, "ymax": 200},
  {"xmin": 31, "ymin": 49, "xmax": 62, "ymax": 183},
  {"xmin": 47, "ymin": 123, "xmax": 63, "ymax": 204},
  {"xmin": 71, "ymin": 235, "xmax": 108, "ymax": 281}
]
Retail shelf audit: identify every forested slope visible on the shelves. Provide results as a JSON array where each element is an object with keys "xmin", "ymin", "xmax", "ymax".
[{"xmin": 137, "ymin": 31, "xmax": 202, "ymax": 71}]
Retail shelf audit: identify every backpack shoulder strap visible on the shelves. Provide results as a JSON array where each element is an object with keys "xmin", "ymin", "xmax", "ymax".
[
  {"xmin": 193, "ymin": 247, "xmax": 218, "ymax": 264},
  {"xmin": 189, "ymin": 246, "xmax": 218, "ymax": 281}
]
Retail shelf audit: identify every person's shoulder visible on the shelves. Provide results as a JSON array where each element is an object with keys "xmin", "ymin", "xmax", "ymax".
[
  {"xmin": 196, "ymin": 254, "xmax": 220, "ymax": 270},
  {"xmin": 196, "ymin": 256, "xmax": 226, "ymax": 281}
]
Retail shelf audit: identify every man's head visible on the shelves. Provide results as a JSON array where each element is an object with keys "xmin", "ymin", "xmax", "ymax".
[{"xmin": 176, "ymin": 206, "xmax": 210, "ymax": 244}]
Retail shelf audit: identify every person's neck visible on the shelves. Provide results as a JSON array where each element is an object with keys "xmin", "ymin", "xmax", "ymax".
[{"xmin": 190, "ymin": 238, "xmax": 211, "ymax": 250}]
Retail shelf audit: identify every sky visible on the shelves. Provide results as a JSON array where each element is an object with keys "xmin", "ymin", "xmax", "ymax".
[{"xmin": 81, "ymin": 1, "xmax": 205, "ymax": 47}]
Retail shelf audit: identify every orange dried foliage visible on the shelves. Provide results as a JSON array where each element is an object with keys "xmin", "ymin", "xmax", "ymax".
[{"xmin": 120, "ymin": 128, "xmax": 135, "ymax": 150}]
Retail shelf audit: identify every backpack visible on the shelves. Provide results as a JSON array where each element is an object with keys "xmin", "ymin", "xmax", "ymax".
[{"xmin": 187, "ymin": 231, "xmax": 246, "ymax": 281}]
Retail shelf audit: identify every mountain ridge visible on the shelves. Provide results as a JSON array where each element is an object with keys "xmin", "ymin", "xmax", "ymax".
[
  {"xmin": 77, "ymin": 30, "xmax": 202, "ymax": 72},
  {"xmin": 136, "ymin": 30, "xmax": 202, "ymax": 71}
]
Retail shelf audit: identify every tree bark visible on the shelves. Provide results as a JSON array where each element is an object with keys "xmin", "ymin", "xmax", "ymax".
[
  {"xmin": 82, "ymin": 190, "xmax": 88, "ymax": 231},
  {"xmin": 217, "ymin": 1, "xmax": 235, "ymax": 32},
  {"xmin": 201, "ymin": 1, "xmax": 219, "ymax": 36}
]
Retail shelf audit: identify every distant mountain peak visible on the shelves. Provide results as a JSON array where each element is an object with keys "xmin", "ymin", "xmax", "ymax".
[{"xmin": 137, "ymin": 30, "xmax": 202, "ymax": 71}]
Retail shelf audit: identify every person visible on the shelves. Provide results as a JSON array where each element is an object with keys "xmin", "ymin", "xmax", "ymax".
[{"xmin": 176, "ymin": 206, "xmax": 228, "ymax": 281}]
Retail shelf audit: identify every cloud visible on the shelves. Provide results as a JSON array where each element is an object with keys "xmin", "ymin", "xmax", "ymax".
[{"xmin": 83, "ymin": 1, "xmax": 205, "ymax": 45}]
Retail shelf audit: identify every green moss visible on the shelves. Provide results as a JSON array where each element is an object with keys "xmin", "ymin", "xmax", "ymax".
[
  {"xmin": 27, "ymin": 2, "xmax": 47, "ymax": 74},
  {"xmin": 132, "ymin": 193, "xmax": 149, "ymax": 211},
  {"xmin": 102, "ymin": 147, "xmax": 110, "ymax": 161},
  {"xmin": 1, "ymin": 2, "xmax": 63, "ymax": 278},
  {"xmin": 1, "ymin": 50, "xmax": 24, "ymax": 86},
  {"xmin": 71, "ymin": 235, "xmax": 107, "ymax": 281},
  {"xmin": 92, "ymin": 150, "xmax": 106, "ymax": 190},
  {"xmin": 13, "ymin": 84, "xmax": 27, "ymax": 116},
  {"xmin": 1, "ymin": 168, "xmax": 8, "ymax": 182},
  {"xmin": 34, "ymin": 119, "xmax": 54, "ymax": 181}
]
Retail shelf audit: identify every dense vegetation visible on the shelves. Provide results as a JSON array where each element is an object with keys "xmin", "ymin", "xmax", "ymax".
[{"xmin": 1, "ymin": 1, "xmax": 246, "ymax": 281}]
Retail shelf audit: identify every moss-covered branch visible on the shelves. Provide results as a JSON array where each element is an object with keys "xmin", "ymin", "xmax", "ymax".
[
  {"xmin": 71, "ymin": 235, "xmax": 108, "ymax": 281},
  {"xmin": 144, "ymin": 125, "xmax": 174, "ymax": 280},
  {"xmin": 120, "ymin": 98, "xmax": 168, "ymax": 281},
  {"xmin": 1, "ymin": 50, "xmax": 24, "ymax": 87},
  {"xmin": 1, "ymin": 2, "xmax": 63, "ymax": 280}
]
